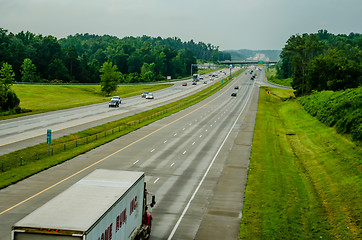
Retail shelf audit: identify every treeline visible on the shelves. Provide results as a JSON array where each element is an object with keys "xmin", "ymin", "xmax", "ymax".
[
  {"xmin": 299, "ymin": 87, "xmax": 361, "ymax": 141},
  {"xmin": 0, "ymin": 28, "xmax": 230, "ymax": 83},
  {"xmin": 277, "ymin": 30, "xmax": 362, "ymax": 96}
]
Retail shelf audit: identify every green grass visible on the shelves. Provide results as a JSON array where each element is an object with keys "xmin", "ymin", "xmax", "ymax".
[
  {"xmin": 239, "ymin": 87, "xmax": 361, "ymax": 239},
  {"xmin": 265, "ymin": 67, "xmax": 293, "ymax": 87},
  {"xmin": 1, "ymin": 84, "xmax": 172, "ymax": 119},
  {"xmin": 197, "ymin": 67, "xmax": 224, "ymax": 75},
  {"xmin": 0, "ymin": 70, "xmax": 245, "ymax": 188}
]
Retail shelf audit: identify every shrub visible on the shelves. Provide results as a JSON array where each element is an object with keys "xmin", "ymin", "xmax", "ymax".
[
  {"xmin": 299, "ymin": 87, "xmax": 362, "ymax": 141},
  {"xmin": 0, "ymin": 89, "xmax": 20, "ymax": 111}
]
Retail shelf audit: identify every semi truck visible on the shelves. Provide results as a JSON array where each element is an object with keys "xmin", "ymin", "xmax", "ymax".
[
  {"xmin": 11, "ymin": 169, "xmax": 156, "ymax": 240},
  {"xmin": 192, "ymin": 74, "xmax": 199, "ymax": 82}
]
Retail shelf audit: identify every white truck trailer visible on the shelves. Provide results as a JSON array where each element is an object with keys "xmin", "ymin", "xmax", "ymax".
[{"xmin": 11, "ymin": 169, "xmax": 156, "ymax": 240}]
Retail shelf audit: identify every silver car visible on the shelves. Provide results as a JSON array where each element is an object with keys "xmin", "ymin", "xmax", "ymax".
[{"xmin": 145, "ymin": 93, "xmax": 154, "ymax": 99}]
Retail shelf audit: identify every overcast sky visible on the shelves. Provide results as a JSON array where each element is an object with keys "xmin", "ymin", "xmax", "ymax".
[{"xmin": 1, "ymin": 0, "xmax": 361, "ymax": 50}]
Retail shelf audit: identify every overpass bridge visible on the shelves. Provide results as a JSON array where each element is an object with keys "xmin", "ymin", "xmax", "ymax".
[{"xmin": 219, "ymin": 60, "xmax": 278, "ymax": 65}]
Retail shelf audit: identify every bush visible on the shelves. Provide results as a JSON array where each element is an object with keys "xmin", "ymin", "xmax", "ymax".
[
  {"xmin": 0, "ymin": 89, "xmax": 20, "ymax": 111},
  {"xmin": 299, "ymin": 87, "xmax": 362, "ymax": 141}
]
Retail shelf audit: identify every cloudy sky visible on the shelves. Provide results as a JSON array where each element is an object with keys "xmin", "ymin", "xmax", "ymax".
[{"xmin": 1, "ymin": 0, "xmax": 361, "ymax": 50}]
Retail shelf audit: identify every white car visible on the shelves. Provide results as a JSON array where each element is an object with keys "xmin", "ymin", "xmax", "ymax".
[
  {"xmin": 111, "ymin": 96, "xmax": 121, "ymax": 104},
  {"xmin": 145, "ymin": 93, "xmax": 154, "ymax": 99}
]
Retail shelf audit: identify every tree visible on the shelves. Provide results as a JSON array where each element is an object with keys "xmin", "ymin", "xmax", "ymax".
[
  {"xmin": 141, "ymin": 62, "xmax": 156, "ymax": 82},
  {"xmin": 64, "ymin": 45, "xmax": 80, "ymax": 80},
  {"xmin": 34, "ymin": 36, "xmax": 62, "ymax": 79},
  {"xmin": 48, "ymin": 58, "xmax": 69, "ymax": 82},
  {"xmin": 99, "ymin": 62, "xmax": 121, "ymax": 96},
  {"xmin": 279, "ymin": 30, "xmax": 361, "ymax": 95},
  {"xmin": 0, "ymin": 62, "xmax": 15, "ymax": 90},
  {"xmin": 0, "ymin": 62, "xmax": 20, "ymax": 111},
  {"xmin": 155, "ymin": 51, "xmax": 166, "ymax": 78},
  {"xmin": 20, "ymin": 58, "xmax": 38, "ymax": 82}
]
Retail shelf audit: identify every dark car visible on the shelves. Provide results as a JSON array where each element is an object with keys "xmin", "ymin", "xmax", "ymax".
[
  {"xmin": 192, "ymin": 82, "xmax": 197, "ymax": 85},
  {"xmin": 231, "ymin": 92, "xmax": 237, "ymax": 97},
  {"xmin": 234, "ymin": 86, "xmax": 239, "ymax": 89},
  {"xmin": 109, "ymin": 99, "xmax": 119, "ymax": 107},
  {"xmin": 141, "ymin": 92, "xmax": 149, "ymax": 98}
]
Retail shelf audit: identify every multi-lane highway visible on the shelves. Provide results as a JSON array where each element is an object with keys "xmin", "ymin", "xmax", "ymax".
[
  {"xmin": 0, "ymin": 70, "xmax": 238, "ymax": 155},
  {"xmin": 0, "ymin": 68, "xmax": 266, "ymax": 239}
]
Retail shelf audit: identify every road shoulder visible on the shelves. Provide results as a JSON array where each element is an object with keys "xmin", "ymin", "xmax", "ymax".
[{"xmin": 195, "ymin": 86, "xmax": 259, "ymax": 240}]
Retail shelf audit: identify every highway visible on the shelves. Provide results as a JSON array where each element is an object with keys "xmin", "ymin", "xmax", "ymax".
[
  {"xmin": 0, "ymin": 70, "xmax": 237, "ymax": 155},
  {"xmin": 0, "ymin": 67, "xmax": 264, "ymax": 239}
]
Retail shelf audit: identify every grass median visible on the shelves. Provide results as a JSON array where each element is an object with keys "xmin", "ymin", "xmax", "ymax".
[
  {"xmin": 0, "ymin": 70, "xmax": 244, "ymax": 189},
  {"xmin": 239, "ymin": 87, "xmax": 361, "ymax": 239}
]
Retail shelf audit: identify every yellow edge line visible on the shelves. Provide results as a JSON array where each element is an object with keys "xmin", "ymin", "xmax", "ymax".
[{"xmin": 0, "ymin": 79, "xmax": 237, "ymax": 216}]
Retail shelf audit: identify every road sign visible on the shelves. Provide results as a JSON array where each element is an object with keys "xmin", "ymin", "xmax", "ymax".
[
  {"xmin": 47, "ymin": 129, "xmax": 51, "ymax": 144},
  {"xmin": 266, "ymin": 90, "xmax": 270, "ymax": 95}
]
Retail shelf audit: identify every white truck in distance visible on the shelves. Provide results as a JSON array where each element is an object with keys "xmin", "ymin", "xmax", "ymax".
[{"xmin": 11, "ymin": 169, "xmax": 156, "ymax": 240}]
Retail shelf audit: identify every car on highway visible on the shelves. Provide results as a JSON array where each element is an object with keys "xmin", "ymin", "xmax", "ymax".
[
  {"xmin": 231, "ymin": 92, "xmax": 237, "ymax": 97},
  {"xmin": 182, "ymin": 82, "xmax": 187, "ymax": 86},
  {"xmin": 203, "ymin": 81, "xmax": 207, "ymax": 84},
  {"xmin": 111, "ymin": 96, "xmax": 121, "ymax": 104},
  {"xmin": 109, "ymin": 99, "xmax": 120, "ymax": 107},
  {"xmin": 234, "ymin": 86, "xmax": 239, "ymax": 89},
  {"xmin": 141, "ymin": 92, "xmax": 149, "ymax": 98},
  {"xmin": 145, "ymin": 93, "xmax": 154, "ymax": 99},
  {"xmin": 192, "ymin": 82, "xmax": 197, "ymax": 85}
]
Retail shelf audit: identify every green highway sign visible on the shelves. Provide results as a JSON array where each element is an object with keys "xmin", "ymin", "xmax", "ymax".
[{"xmin": 47, "ymin": 129, "xmax": 51, "ymax": 144}]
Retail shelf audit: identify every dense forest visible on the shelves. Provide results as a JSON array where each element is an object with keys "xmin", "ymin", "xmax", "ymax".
[
  {"xmin": 0, "ymin": 28, "xmax": 231, "ymax": 84},
  {"xmin": 277, "ymin": 30, "xmax": 362, "ymax": 96}
]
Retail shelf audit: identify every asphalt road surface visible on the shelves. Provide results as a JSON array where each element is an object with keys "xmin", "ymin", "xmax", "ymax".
[
  {"xmin": 0, "ymin": 67, "xmax": 265, "ymax": 239},
  {"xmin": 0, "ymin": 69, "xmax": 238, "ymax": 156}
]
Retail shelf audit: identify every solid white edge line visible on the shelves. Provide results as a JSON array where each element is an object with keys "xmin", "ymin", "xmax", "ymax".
[{"xmin": 167, "ymin": 81, "xmax": 255, "ymax": 240}]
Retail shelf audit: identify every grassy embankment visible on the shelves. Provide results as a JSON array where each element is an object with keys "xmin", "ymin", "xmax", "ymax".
[
  {"xmin": 239, "ymin": 87, "xmax": 361, "ymax": 239},
  {"xmin": 265, "ymin": 67, "xmax": 293, "ymax": 87},
  {"xmin": 0, "ymin": 70, "xmax": 244, "ymax": 188},
  {"xmin": 0, "ymin": 84, "xmax": 172, "ymax": 120}
]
